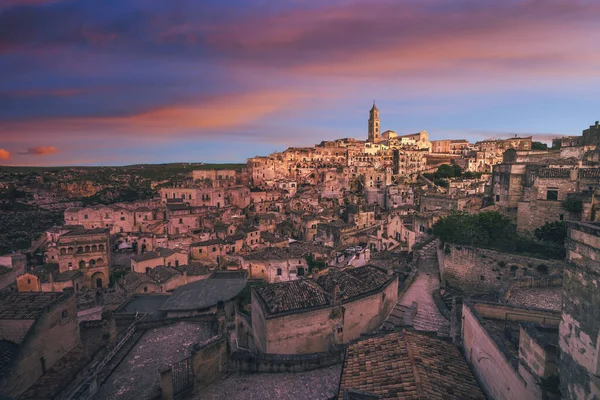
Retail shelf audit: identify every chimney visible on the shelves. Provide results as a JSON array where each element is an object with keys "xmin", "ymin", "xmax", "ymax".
[{"xmin": 333, "ymin": 284, "xmax": 341, "ymax": 306}]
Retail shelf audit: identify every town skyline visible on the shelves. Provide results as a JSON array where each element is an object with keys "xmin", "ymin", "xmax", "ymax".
[{"xmin": 1, "ymin": 0, "xmax": 600, "ymax": 166}]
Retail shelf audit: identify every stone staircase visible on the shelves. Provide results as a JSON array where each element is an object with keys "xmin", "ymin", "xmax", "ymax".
[{"xmin": 382, "ymin": 303, "xmax": 413, "ymax": 330}]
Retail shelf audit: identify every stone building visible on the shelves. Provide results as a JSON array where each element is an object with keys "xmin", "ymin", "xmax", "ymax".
[
  {"xmin": 238, "ymin": 247, "xmax": 311, "ymax": 283},
  {"xmin": 16, "ymin": 264, "xmax": 83, "ymax": 293},
  {"xmin": 57, "ymin": 228, "xmax": 110, "ymax": 289},
  {"xmin": 367, "ymin": 102, "xmax": 381, "ymax": 143},
  {"xmin": 130, "ymin": 247, "xmax": 188, "ymax": 273},
  {"xmin": 559, "ymin": 221, "xmax": 600, "ymax": 399},
  {"xmin": 0, "ymin": 254, "xmax": 26, "ymax": 291},
  {"xmin": 462, "ymin": 301, "xmax": 561, "ymax": 400},
  {"xmin": 64, "ymin": 203, "xmax": 164, "ymax": 234},
  {"xmin": 250, "ymin": 265, "xmax": 397, "ymax": 354},
  {"xmin": 0, "ymin": 290, "xmax": 80, "ymax": 398},
  {"xmin": 192, "ymin": 169, "xmax": 240, "ymax": 187}
]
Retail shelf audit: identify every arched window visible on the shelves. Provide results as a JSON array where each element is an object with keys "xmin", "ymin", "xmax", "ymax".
[
  {"xmin": 60, "ymin": 248, "xmax": 66, "ymax": 255},
  {"xmin": 85, "ymin": 245, "xmax": 90, "ymax": 252},
  {"xmin": 67, "ymin": 247, "xmax": 73, "ymax": 254},
  {"xmin": 79, "ymin": 260, "xmax": 86, "ymax": 269},
  {"xmin": 77, "ymin": 246, "xmax": 83, "ymax": 253},
  {"xmin": 89, "ymin": 259, "xmax": 96, "ymax": 267},
  {"xmin": 96, "ymin": 258, "xmax": 104, "ymax": 266},
  {"xmin": 99, "ymin": 244, "xmax": 105, "ymax": 252},
  {"xmin": 91, "ymin": 245, "xmax": 97, "ymax": 252}
]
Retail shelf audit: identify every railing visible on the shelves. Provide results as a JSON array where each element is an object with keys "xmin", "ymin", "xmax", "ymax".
[
  {"xmin": 171, "ymin": 356, "xmax": 194, "ymax": 396},
  {"xmin": 65, "ymin": 316, "xmax": 142, "ymax": 400}
]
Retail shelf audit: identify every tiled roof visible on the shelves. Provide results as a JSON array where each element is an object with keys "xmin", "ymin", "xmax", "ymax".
[
  {"xmin": 318, "ymin": 266, "xmax": 393, "ymax": 302},
  {"xmin": 147, "ymin": 266, "xmax": 181, "ymax": 283},
  {"xmin": 254, "ymin": 266, "xmax": 396, "ymax": 317},
  {"xmin": 0, "ymin": 292, "xmax": 65, "ymax": 320},
  {"xmin": 338, "ymin": 331, "xmax": 485, "ymax": 400},
  {"xmin": 254, "ymin": 279, "xmax": 330, "ymax": 316}
]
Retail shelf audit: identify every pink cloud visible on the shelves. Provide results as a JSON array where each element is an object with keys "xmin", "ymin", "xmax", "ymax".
[
  {"xmin": 0, "ymin": 149, "xmax": 10, "ymax": 160},
  {"xmin": 20, "ymin": 145, "xmax": 58, "ymax": 155}
]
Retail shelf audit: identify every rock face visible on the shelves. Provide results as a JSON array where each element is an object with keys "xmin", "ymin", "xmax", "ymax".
[{"xmin": 57, "ymin": 181, "xmax": 101, "ymax": 198}]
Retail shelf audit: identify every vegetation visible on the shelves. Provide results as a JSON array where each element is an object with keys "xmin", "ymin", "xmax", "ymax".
[
  {"xmin": 433, "ymin": 211, "xmax": 566, "ymax": 259},
  {"xmin": 534, "ymin": 221, "xmax": 568, "ymax": 246},
  {"xmin": 531, "ymin": 141, "xmax": 549, "ymax": 151},
  {"xmin": 562, "ymin": 197, "xmax": 583, "ymax": 213},
  {"xmin": 423, "ymin": 164, "xmax": 483, "ymax": 187}
]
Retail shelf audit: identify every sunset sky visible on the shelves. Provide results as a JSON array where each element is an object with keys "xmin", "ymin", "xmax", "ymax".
[{"xmin": 1, "ymin": 0, "xmax": 599, "ymax": 166}]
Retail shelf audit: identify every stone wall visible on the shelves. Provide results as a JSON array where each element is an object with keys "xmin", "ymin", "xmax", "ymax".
[
  {"xmin": 230, "ymin": 346, "xmax": 344, "ymax": 373},
  {"xmin": 439, "ymin": 244, "xmax": 564, "ymax": 293},
  {"xmin": 0, "ymin": 292, "xmax": 80, "ymax": 398},
  {"xmin": 462, "ymin": 303, "xmax": 543, "ymax": 400},
  {"xmin": 252, "ymin": 276, "xmax": 398, "ymax": 354},
  {"xmin": 517, "ymin": 200, "xmax": 572, "ymax": 232},
  {"xmin": 559, "ymin": 222, "xmax": 600, "ymax": 400},
  {"xmin": 191, "ymin": 334, "xmax": 229, "ymax": 393}
]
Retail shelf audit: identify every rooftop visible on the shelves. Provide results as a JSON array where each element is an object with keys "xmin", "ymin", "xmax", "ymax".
[
  {"xmin": 0, "ymin": 292, "xmax": 65, "ymax": 320},
  {"xmin": 61, "ymin": 227, "xmax": 109, "ymax": 237},
  {"xmin": 317, "ymin": 266, "xmax": 394, "ymax": 302},
  {"xmin": 159, "ymin": 271, "xmax": 247, "ymax": 312},
  {"xmin": 254, "ymin": 266, "xmax": 396, "ymax": 317},
  {"xmin": 254, "ymin": 279, "xmax": 330, "ymax": 316},
  {"xmin": 338, "ymin": 330, "xmax": 485, "ymax": 400}
]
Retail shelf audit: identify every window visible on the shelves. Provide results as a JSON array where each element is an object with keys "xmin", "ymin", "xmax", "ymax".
[
  {"xmin": 120, "ymin": 217, "xmax": 125, "ymax": 221},
  {"xmin": 61, "ymin": 310, "xmax": 68, "ymax": 318},
  {"xmin": 27, "ymin": 279, "xmax": 31, "ymax": 284},
  {"xmin": 495, "ymin": 195, "xmax": 500, "ymax": 202},
  {"xmin": 480, "ymin": 275, "xmax": 485, "ymax": 281},
  {"xmin": 212, "ymin": 247, "xmax": 216, "ymax": 252},
  {"xmin": 337, "ymin": 327, "xmax": 343, "ymax": 334},
  {"xmin": 546, "ymin": 189, "xmax": 559, "ymax": 201},
  {"xmin": 144, "ymin": 215, "xmax": 148, "ymax": 220},
  {"xmin": 297, "ymin": 267, "xmax": 305, "ymax": 276},
  {"xmin": 68, "ymin": 262, "xmax": 73, "ymax": 268},
  {"xmin": 277, "ymin": 268, "xmax": 282, "ymax": 276},
  {"xmin": 179, "ymin": 218, "xmax": 183, "ymax": 224},
  {"xmin": 84, "ymin": 214, "xmax": 88, "ymax": 220},
  {"xmin": 144, "ymin": 286, "xmax": 148, "ymax": 292},
  {"xmin": 559, "ymin": 214, "xmax": 564, "ymax": 221}
]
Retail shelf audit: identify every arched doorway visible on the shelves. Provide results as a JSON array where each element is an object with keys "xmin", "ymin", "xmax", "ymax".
[{"xmin": 91, "ymin": 271, "xmax": 106, "ymax": 289}]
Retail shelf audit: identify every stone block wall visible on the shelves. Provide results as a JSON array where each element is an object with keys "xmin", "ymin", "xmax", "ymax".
[
  {"xmin": 517, "ymin": 200, "xmax": 573, "ymax": 232},
  {"xmin": 440, "ymin": 244, "xmax": 564, "ymax": 293},
  {"xmin": 559, "ymin": 222, "xmax": 600, "ymax": 400},
  {"xmin": 191, "ymin": 334, "xmax": 229, "ymax": 393}
]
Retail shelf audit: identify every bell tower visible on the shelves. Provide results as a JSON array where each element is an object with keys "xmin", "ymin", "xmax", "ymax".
[{"xmin": 368, "ymin": 101, "xmax": 380, "ymax": 143}]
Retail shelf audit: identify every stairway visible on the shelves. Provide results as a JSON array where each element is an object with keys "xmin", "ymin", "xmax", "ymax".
[{"xmin": 382, "ymin": 303, "xmax": 412, "ymax": 330}]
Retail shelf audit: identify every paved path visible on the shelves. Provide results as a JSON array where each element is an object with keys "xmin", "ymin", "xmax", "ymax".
[{"xmin": 399, "ymin": 240, "xmax": 450, "ymax": 336}]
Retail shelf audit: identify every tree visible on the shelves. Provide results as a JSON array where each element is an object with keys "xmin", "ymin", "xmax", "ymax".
[
  {"xmin": 436, "ymin": 164, "xmax": 456, "ymax": 179},
  {"xmin": 535, "ymin": 221, "xmax": 567, "ymax": 246},
  {"xmin": 531, "ymin": 141, "xmax": 549, "ymax": 151}
]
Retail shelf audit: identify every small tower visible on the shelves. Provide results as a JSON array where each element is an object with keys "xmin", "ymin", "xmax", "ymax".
[{"xmin": 368, "ymin": 101, "xmax": 380, "ymax": 143}]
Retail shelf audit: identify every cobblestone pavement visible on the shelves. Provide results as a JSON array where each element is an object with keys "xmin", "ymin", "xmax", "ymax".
[
  {"xmin": 400, "ymin": 241, "xmax": 449, "ymax": 335},
  {"xmin": 95, "ymin": 322, "xmax": 214, "ymax": 400},
  {"xmin": 194, "ymin": 364, "xmax": 342, "ymax": 400},
  {"xmin": 507, "ymin": 287, "xmax": 563, "ymax": 311}
]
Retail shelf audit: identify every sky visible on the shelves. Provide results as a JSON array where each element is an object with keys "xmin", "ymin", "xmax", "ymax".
[{"xmin": 0, "ymin": 0, "xmax": 599, "ymax": 166}]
